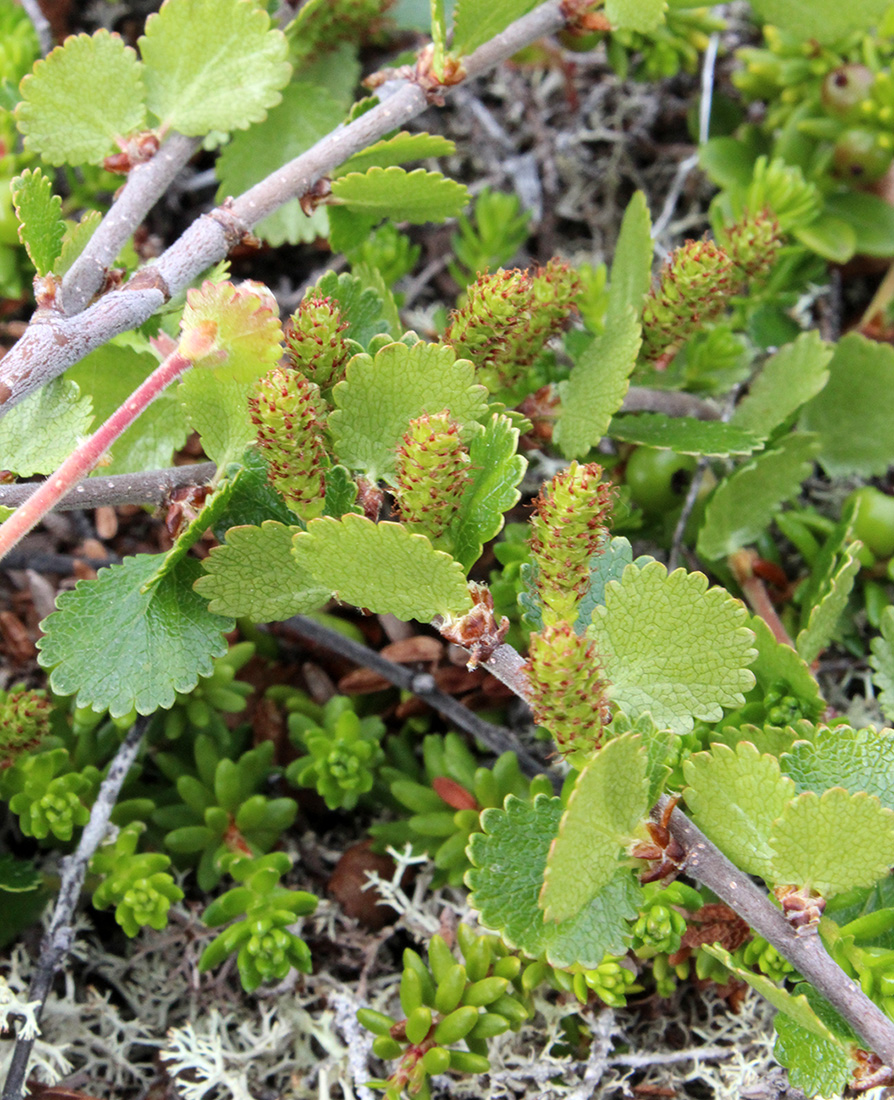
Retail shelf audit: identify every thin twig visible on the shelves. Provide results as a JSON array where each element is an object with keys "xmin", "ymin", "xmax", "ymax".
[
  {"xmin": 0, "ymin": 1, "xmax": 570, "ymax": 413},
  {"xmin": 621, "ymin": 387, "xmax": 720, "ymax": 421},
  {"xmin": 282, "ymin": 614, "xmax": 555, "ymax": 784},
  {"xmin": 1, "ymin": 717, "xmax": 149, "ymax": 1100},
  {"xmin": 18, "ymin": 0, "xmax": 52, "ymax": 56},
  {"xmin": 662, "ymin": 796, "xmax": 894, "ymax": 1067},
  {"xmin": 0, "ymin": 462, "xmax": 216, "ymax": 512}
]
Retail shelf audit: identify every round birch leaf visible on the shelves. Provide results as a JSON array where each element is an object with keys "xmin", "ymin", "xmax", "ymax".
[
  {"xmin": 0, "ymin": 377, "xmax": 91, "ymax": 476},
  {"xmin": 540, "ymin": 733, "xmax": 649, "ymax": 924},
  {"xmin": 37, "ymin": 555, "xmax": 232, "ymax": 717},
  {"xmin": 11, "ymin": 168, "xmax": 65, "ymax": 275},
  {"xmin": 330, "ymin": 167, "xmax": 469, "ymax": 223},
  {"xmin": 196, "ymin": 522, "xmax": 331, "ymax": 622},
  {"xmin": 683, "ymin": 742, "xmax": 795, "ymax": 880},
  {"xmin": 781, "ymin": 725, "xmax": 894, "ymax": 808},
  {"xmin": 589, "ymin": 561, "xmax": 756, "ymax": 733},
  {"xmin": 466, "ymin": 793, "xmax": 641, "ymax": 970},
  {"xmin": 292, "ymin": 515, "xmax": 472, "ymax": 621},
  {"xmin": 139, "ymin": 0, "xmax": 291, "ymax": 134},
  {"xmin": 16, "ymin": 30, "xmax": 146, "ymax": 165},
  {"xmin": 329, "ymin": 341, "xmax": 488, "ymax": 481},
  {"xmin": 768, "ymin": 788, "xmax": 894, "ymax": 895}
]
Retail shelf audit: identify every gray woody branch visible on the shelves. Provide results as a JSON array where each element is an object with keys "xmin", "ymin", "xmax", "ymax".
[{"xmin": 0, "ymin": 0, "xmax": 570, "ymax": 413}]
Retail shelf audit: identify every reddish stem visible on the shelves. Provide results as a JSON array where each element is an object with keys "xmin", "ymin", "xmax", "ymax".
[
  {"xmin": 729, "ymin": 548, "xmax": 796, "ymax": 649},
  {"xmin": 0, "ymin": 348, "xmax": 192, "ymax": 561}
]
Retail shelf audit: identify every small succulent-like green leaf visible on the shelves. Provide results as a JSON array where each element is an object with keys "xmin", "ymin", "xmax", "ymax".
[
  {"xmin": 37, "ymin": 555, "xmax": 232, "ymax": 717},
  {"xmin": 196, "ymin": 522, "xmax": 331, "ymax": 622},
  {"xmin": 0, "ymin": 378, "xmax": 91, "ymax": 477},
  {"xmin": 66, "ymin": 343, "xmax": 189, "ymax": 476},
  {"xmin": 768, "ymin": 788, "xmax": 894, "ymax": 895},
  {"xmin": 608, "ymin": 415, "xmax": 761, "ymax": 456},
  {"xmin": 802, "ymin": 332, "xmax": 894, "ymax": 477},
  {"xmin": 747, "ymin": 0, "xmax": 891, "ymax": 44},
  {"xmin": 870, "ymin": 605, "xmax": 894, "ymax": 725},
  {"xmin": 696, "ymin": 433, "xmax": 821, "ymax": 561},
  {"xmin": 330, "ymin": 167, "xmax": 469, "ymax": 223},
  {"xmin": 139, "ymin": 0, "xmax": 291, "ymax": 134},
  {"xmin": 336, "ymin": 132, "xmax": 456, "ymax": 176},
  {"xmin": 540, "ymin": 733, "xmax": 649, "ymax": 924},
  {"xmin": 683, "ymin": 742, "xmax": 795, "ymax": 880},
  {"xmin": 589, "ymin": 561, "xmax": 756, "ymax": 733},
  {"xmin": 451, "ymin": 0, "xmax": 540, "ymax": 57},
  {"xmin": 606, "ymin": 0, "xmax": 667, "ymax": 33},
  {"xmin": 466, "ymin": 793, "xmax": 641, "ymax": 969},
  {"xmin": 795, "ymin": 543, "xmax": 861, "ymax": 665},
  {"xmin": 781, "ymin": 725, "xmax": 894, "ymax": 809},
  {"xmin": 554, "ymin": 306, "xmax": 641, "ymax": 459},
  {"xmin": 16, "ymin": 30, "xmax": 146, "ymax": 165},
  {"xmin": 732, "ymin": 332, "xmax": 832, "ymax": 438},
  {"xmin": 451, "ymin": 415, "xmax": 526, "ymax": 572},
  {"xmin": 214, "ymin": 81, "xmax": 342, "ymax": 246},
  {"xmin": 292, "ymin": 514, "xmax": 472, "ymax": 621},
  {"xmin": 329, "ymin": 340, "xmax": 488, "ymax": 481},
  {"xmin": 10, "ymin": 169, "xmax": 65, "ymax": 275}
]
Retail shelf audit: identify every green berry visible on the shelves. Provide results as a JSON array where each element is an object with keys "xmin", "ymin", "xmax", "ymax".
[
  {"xmin": 847, "ymin": 487, "xmax": 894, "ymax": 558},
  {"xmin": 833, "ymin": 129, "xmax": 894, "ymax": 182},
  {"xmin": 625, "ymin": 447, "xmax": 697, "ymax": 514}
]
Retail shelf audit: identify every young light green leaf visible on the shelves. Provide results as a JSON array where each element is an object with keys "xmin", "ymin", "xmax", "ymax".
[
  {"xmin": 870, "ymin": 605, "xmax": 894, "ymax": 725},
  {"xmin": 37, "ymin": 555, "xmax": 232, "ymax": 717},
  {"xmin": 795, "ymin": 543, "xmax": 861, "ymax": 665},
  {"xmin": 553, "ymin": 305, "xmax": 641, "ymax": 459},
  {"xmin": 324, "ymin": 465, "xmax": 362, "ymax": 519},
  {"xmin": 329, "ymin": 340, "xmax": 488, "ymax": 481},
  {"xmin": 606, "ymin": 0, "xmax": 667, "ymax": 33},
  {"xmin": 696, "ymin": 433, "xmax": 821, "ymax": 561},
  {"xmin": 336, "ymin": 132, "xmax": 456, "ymax": 176},
  {"xmin": 747, "ymin": 0, "xmax": 891, "ymax": 44},
  {"xmin": 701, "ymin": 944, "xmax": 848, "ymax": 1046},
  {"xmin": 178, "ymin": 372, "xmax": 254, "ymax": 470},
  {"xmin": 10, "ymin": 169, "xmax": 65, "ymax": 275},
  {"xmin": 774, "ymin": 1014, "xmax": 855, "ymax": 1098},
  {"xmin": 330, "ymin": 167, "xmax": 469, "ymax": 223},
  {"xmin": 451, "ymin": 415, "xmax": 526, "ymax": 572},
  {"xmin": 768, "ymin": 788, "xmax": 894, "ymax": 895},
  {"xmin": 748, "ymin": 616, "xmax": 825, "ymax": 717},
  {"xmin": 66, "ymin": 343, "xmax": 189, "ymax": 476},
  {"xmin": 214, "ymin": 82, "xmax": 343, "ymax": 246},
  {"xmin": 451, "ymin": 0, "xmax": 540, "ymax": 57},
  {"xmin": 781, "ymin": 725, "xmax": 894, "ymax": 810},
  {"xmin": 0, "ymin": 378, "xmax": 91, "ymax": 476},
  {"xmin": 196, "ymin": 522, "xmax": 331, "ymax": 621},
  {"xmin": 16, "ymin": 30, "xmax": 146, "ymax": 165},
  {"xmin": 57, "ymin": 210, "xmax": 102, "ymax": 275},
  {"xmin": 292, "ymin": 514, "xmax": 472, "ymax": 621},
  {"xmin": 606, "ymin": 191, "xmax": 653, "ymax": 324},
  {"xmin": 540, "ymin": 733, "xmax": 649, "ymax": 924},
  {"xmin": 608, "ymin": 415, "xmax": 761, "ymax": 456},
  {"xmin": 209, "ymin": 449, "xmax": 294, "ymax": 532},
  {"xmin": 801, "ymin": 332, "xmax": 894, "ymax": 477},
  {"xmin": 139, "ymin": 0, "xmax": 291, "ymax": 134},
  {"xmin": 590, "ymin": 561, "xmax": 756, "ymax": 733},
  {"xmin": 732, "ymin": 332, "xmax": 832, "ymax": 438},
  {"xmin": 467, "ymin": 793, "xmax": 642, "ymax": 969},
  {"xmin": 180, "ymin": 280, "xmax": 283, "ymax": 382},
  {"xmin": 314, "ymin": 271, "xmax": 392, "ymax": 348},
  {"xmin": 683, "ymin": 742, "xmax": 795, "ymax": 880},
  {"xmin": 824, "ymin": 191, "xmax": 894, "ymax": 259}
]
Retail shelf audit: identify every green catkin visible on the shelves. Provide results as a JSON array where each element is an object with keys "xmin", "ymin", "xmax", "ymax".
[
  {"xmin": 284, "ymin": 293, "xmax": 353, "ymax": 392},
  {"xmin": 718, "ymin": 208, "xmax": 783, "ymax": 282},
  {"xmin": 394, "ymin": 411, "xmax": 471, "ymax": 547},
  {"xmin": 249, "ymin": 367, "xmax": 328, "ymax": 520}
]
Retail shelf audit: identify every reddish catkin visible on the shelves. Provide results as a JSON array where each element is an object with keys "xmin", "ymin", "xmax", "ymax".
[
  {"xmin": 249, "ymin": 368, "xmax": 328, "ymax": 521},
  {"xmin": 526, "ymin": 622, "xmax": 612, "ymax": 758},
  {"xmin": 529, "ymin": 460, "xmax": 615, "ymax": 627}
]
